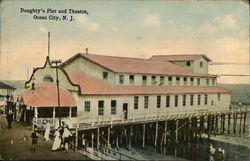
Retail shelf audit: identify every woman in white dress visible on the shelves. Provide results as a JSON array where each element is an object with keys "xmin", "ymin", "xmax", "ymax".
[
  {"xmin": 44, "ymin": 122, "xmax": 51, "ymax": 141},
  {"xmin": 51, "ymin": 129, "xmax": 61, "ymax": 151}
]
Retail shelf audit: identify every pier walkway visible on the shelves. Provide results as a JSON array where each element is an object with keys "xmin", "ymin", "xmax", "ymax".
[{"xmin": 0, "ymin": 114, "xmax": 88, "ymax": 160}]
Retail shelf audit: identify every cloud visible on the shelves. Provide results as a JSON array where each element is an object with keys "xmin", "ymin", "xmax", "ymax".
[
  {"xmin": 38, "ymin": 26, "xmax": 47, "ymax": 33},
  {"xmin": 143, "ymin": 14, "xmax": 162, "ymax": 27},
  {"xmin": 76, "ymin": 15, "xmax": 100, "ymax": 32},
  {"xmin": 215, "ymin": 14, "xmax": 237, "ymax": 29},
  {"xmin": 198, "ymin": 23, "xmax": 216, "ymax": 34},
  {"xmin": 198, "ymin": 14, "xmax": 238, "ymax": 34}
]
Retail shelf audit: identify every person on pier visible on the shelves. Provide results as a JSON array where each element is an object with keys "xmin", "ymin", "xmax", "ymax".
[
  {"xmin": 44, "ymin": 122, "xmax": 51, "ymax": 141},
  {"xmin": 63, "ymin": 126, "xmax": 72, "ymax": 152},
  {"xmin": 51, "ymin": 129, "xmax": 61, "ymax": 151}
]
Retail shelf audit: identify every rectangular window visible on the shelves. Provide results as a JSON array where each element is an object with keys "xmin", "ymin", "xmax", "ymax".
[
  {"xmin": 103, "ymin": 72, "xmax": 108, "ymax": 79},
  {"xmin": 182, "ymin": 95, "xmax": 186, "ymax": 106},
  {"xmin": 84, "ymin": 101, "xmax": 91, "ymax": 112},
  {"xmin": 212, "ymin": 79, "xmax": 215, "ymax": 85},
  {"xmin": 205, "ymin": 94, "xmax": 208, "ymax": 105},
  {"xmin": 144, "ymin": 96, "xmax": 149, "ymax": 109},
  {"xmin": 166, "ymin": 95, "xmax": 170, "ymax": 107},
  {"xmin": 190, "ymin": 78, "xmax": 194, "ymax": 86},
  {"xmin": 111, "ymin": 100, "xmax": 116, "ymax": 115},
  {"xmin": 186, "ymin": 61, "xmax": 191, "ymax": 66},
  {"xmin": 174, "ymin": 95, "xmax": 178, "ymax": 107},
  {"xmin": 190, "ymin": 95, "xmax": 194, "ymax": 106},
  {"xmin": 183, "ymin": 77, "xmax": 187, "ymax": 85},
  {"xmin": 217, "ymin": 93, "xmax": 221, "ymax": 101},
  {"xmin": 119, "ymin": 75, "xmax": 124, "ymax": 84},
  {"xmin": 176, "ymin": 77, "xmax": 180, "ymax": 85},
  {"xmin": 211, "ymin": 100, "xmax": 214, "ymax": 106},
  {"xmin": 134, "ymin": 96, "xmax": 139, "ymax": 109},
  {"xmin": 142, "ymin": 75, "xmax": 147, "ymax": 85},
  {"xmin": 198, "ymin": 95, "xmax": 201, "ymax": 105},
  {"xmin": 98, "ymin": 100, "xmax": 104, "ymax": 115},
  {"xmin": 197, "ymin": 78, "xmax": 200, "ymax": 86},
  {"xmin": 206, "ymin": 79, "xmax": 209, "ymax": 85},
  {"xmin": 129, "ymin": 75, "xmax": 134, "ymax": 84},
  {"xmin": 168, "ymin": 76, "xmax": 172, "ymax": 85},
  {"xmin": 157, "ymin": 95, "xmax": 161, "ymax": 108},
  {"xmin": 160, "ymin": 76, "xmax": 164, "ymax": 85},
  {"xmin": 151, "ymin": 76, "xmax": 156, "ymax": 85}
]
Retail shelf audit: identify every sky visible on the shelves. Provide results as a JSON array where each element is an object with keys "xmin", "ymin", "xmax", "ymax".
[{"xmin": 0, "ymin": 0, "xmax": 249, "ymax": 84}]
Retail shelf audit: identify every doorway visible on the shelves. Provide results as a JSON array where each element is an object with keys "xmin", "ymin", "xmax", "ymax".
[{"xmin": 123, "ymin": 103, "xmax": 128, "ymax": 120}]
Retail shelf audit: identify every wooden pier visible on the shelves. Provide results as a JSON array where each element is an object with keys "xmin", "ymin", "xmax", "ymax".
[{"xmin": 75, "ymin": 107, "xmax": 250, "ymax": 152}]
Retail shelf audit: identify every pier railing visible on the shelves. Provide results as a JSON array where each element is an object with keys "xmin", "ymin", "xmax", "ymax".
[{"xmin": 76, "ymin": 106, "xmax": 249, "ymax": 129}]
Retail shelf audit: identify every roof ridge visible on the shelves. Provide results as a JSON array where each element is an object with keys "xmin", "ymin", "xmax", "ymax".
[
  {"xmin": 151, "ymin": 54, "xmax": 204, "ymax": 57},
  {"xmin": 80, "ymin": 53, "xmax": 154, "ymax": 61}
]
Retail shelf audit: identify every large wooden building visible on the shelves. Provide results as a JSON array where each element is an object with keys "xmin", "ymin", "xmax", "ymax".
[{"xmin": 17, "ymin": 52, "xmax": 231, "ymax": 128}]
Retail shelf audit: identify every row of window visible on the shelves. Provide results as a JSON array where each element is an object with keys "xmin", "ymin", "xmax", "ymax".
[
  {"xmin": 134, "ymin": 93, "xmax": 221, "ymax": 109},
  {"xmin": 85, "ymin": 100, "xmax": 117, "ymax": 115},
  {"xmin": 84, "ymin": 93, "xmax": 221, "ymax": 115},
  {"xmin": 117, "ymin": 74, "xmax": 215, "ymax": 86}
]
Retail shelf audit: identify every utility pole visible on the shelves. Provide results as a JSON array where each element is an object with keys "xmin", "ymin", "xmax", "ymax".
[{"xmin": 51, "ymin": 59, "xmax": 62, "ymax": 127}]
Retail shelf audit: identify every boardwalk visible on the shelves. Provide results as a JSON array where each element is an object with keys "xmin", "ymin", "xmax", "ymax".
[{"xmin": 0, "ymin": 114, "xmax": 89, "ymax": 160}]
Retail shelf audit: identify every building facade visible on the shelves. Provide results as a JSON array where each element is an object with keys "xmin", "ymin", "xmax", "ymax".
[{"xmin": 20, "ymin": 53, "xmax": 231, "ymax": 128}]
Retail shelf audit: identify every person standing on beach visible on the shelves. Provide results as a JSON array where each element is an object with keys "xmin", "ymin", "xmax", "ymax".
[{"xmin": 31, "ymin": 128, "xmax": 38, "ymax": 152}]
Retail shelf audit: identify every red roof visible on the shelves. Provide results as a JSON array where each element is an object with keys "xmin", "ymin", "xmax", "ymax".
[
  {"xmin": 150, "ymin": 54, "xmax": 211, "ymax": 62},
  {"xmin": 16, "ymin": 84, "xmax": 76, "ymax": 107},
  {"xmin": 68, "ymin": 72, "xmax": 231, "ymax": 95},
  {"xmin": 61, "ymin": 53, "xmax": 216, "ymax": 77}
]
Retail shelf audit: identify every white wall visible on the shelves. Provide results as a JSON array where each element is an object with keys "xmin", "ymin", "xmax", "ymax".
[
  {"xmin": 63, "ymin": 57, "xmax": 115, "ymax": 85},
  {"xmin": 76, "ymin": 93, "xmax": 231, "ymax": 123}
]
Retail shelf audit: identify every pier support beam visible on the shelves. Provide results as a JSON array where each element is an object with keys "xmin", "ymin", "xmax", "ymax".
[
  {"xmin": 239, "ymin": 113, "xmax": 243, "ymax": 134},
  {"xmin": 154, "ymin": 121, "xmax": 158, "ymax": 147},
  {"xmin": 175, "ymin": 120, "xmax": 179, "ymax": 144},
  {"xmin": 243, "ymin": 112, "xmax": 247, "ymax": 134},
  {"xmin": 164, "ymin": 121, "xmax": 167, "ymax": 145},
  {"xmin": 228, "ymin": 114, "xmax": 231, "ymax": 134},
  {"xmin": 108, "ymin": 126, "xmax": 111, "ymax": 147},
  {"xmin": 97, "ymin": 127, "xmax": 100, "ymax": 149},
  {"xmin": 142, "ymin": 124, "xmax": 145, "ymax": 148},
  {"xmin": 207, "ymin": 115, "xmax": 211, "ymax": 140}
]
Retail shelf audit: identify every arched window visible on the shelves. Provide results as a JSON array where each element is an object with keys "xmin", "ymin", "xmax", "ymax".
[
  {"xmin": 200, "ymin": 61, "xmax": 203, "ymax": 67},
  {"xmin": 43, "ymin": 75, "xmax": 54, "ymax": 82}
]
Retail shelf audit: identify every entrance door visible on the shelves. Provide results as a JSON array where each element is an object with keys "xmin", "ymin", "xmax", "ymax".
[{"xmin": 123, "ymin": 103, "xmax": 128, "ymax": 120}]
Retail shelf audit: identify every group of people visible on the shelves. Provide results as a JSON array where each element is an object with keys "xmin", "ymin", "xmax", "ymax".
[
  {"xmin": 30, "ymin": 121, "xmax": 73, "ymax": 153},
  {"xmin": 51, "ymin": 122, "xmax": 72, "ymax": 152}
]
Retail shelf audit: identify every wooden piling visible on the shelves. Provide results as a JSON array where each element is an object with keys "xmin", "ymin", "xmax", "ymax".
[
  {"xmin": 155, "ymin": 121, "xmax": 158, "ymax": 147},
  {"xmin": 222, "ymin": 114, "xmax": 225, "ymax": 134},
  {"xmin": 243, "ymin": 112, "xmax": 247, "ymax": 134},
  {"xmin": 207, "ymin": 115, "xmax": 211, "ymax": 140},
  {"xmin": 142, "ymin": 123, "xmax": 145, "ymax": 148},
  {"xmin": 97, "ymin": 127, "xmax": 100, "ymax": 148},
  {"xmin": 175, "ymin": 120, "xmax": 179, "ymax": 144},
  {"xmin": 228, "ymin": 114, "xmax": 231, "ymax": 134},
  {"xmin": 164, "ymin": 121, "xmax": 167, "ymax": 145},
  {"xmin": 129, "ymin": 125, "xmax": 132, "ymax": 150},
  {"xmin": 108, "ymin": 126, "xmax": 111, "ymax": 147},
  {"xmin": 239, "ymin": 112, "xmax": 243, "ymax": 134}
]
